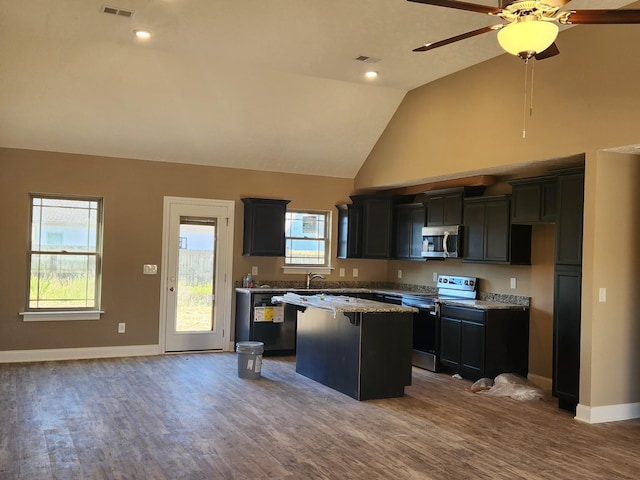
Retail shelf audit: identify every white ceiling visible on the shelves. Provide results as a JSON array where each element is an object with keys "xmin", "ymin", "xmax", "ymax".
[{"xmin": 0, "ymin": 0, "xmax": 634, "ymax": 178}]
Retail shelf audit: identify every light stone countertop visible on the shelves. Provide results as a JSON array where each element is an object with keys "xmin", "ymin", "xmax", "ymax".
[
  {"xmin": 439, "ymin": 298, "xmax": 529, "ymax": 310},
  {"xmin": 272, "ymin": 293, "xmax": 418, "ymax": 314},
  {"xmin": 236, "ymin": 287, "xmax": 529, "ymax": 310}
]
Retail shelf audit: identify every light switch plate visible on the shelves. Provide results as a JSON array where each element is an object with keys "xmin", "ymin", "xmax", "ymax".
[
  {"xmin": 433, "ymin": 272, "xmax": 438, "ymax": 282},
  {"xmin": 599, "ymin": 287, "xmax": 606, "ymax": 302},
  {"xmin": 352, "ymin": 268, "xmax": 359, "ymax": 278},
  {"xmin": 510, "ymin": 277, "xmax": 517, "ymax": 289},
  {"xmin": 118, "ymin": 323, "xmax": 126, "ymax": 333},
  {"xmin": 397, "ymin": 269, "xmax": 402, "ymax": 279},
  {"xmin": 251, "ymin": 266, "xmax": 258, "ymax": 275},
  {"xmin": 339, "ymin": 268, "xmax": 345, "ymax": 277}
]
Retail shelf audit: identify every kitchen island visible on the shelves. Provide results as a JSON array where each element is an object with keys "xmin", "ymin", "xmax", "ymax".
[{"xmin": 273, "ymin": 293, "xmax": 417, "ymax": 401}]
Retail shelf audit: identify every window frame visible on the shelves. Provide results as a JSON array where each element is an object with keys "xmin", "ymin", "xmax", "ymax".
[
  {"xmin": 22, "ymin": 194, "xmax": 104, "ymax": 319},
  {"xmin": 283, "ymin": 209, "xmax": 332, "ymax": 274}
]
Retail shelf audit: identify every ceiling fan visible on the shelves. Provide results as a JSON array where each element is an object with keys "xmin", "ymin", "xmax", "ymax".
[{"xmin": 409, "ymin": 1, "xmax": 640, "ymax": 60}]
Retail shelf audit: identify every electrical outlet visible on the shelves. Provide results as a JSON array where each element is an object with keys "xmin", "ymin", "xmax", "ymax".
[
  {"xmin": 118, "ymin": 323, "xmax": 126, "ymax": 334},
  {"xmin": 397, "ymin": 269, "xmax": 403, "ymax": 279},
  {"xmin": 143, "ymin": 264, "xmax": 157, "ymax": 275},
  {"xmin": 339, "ymin": 268, "xmax": 345, "ymax": 277},
  {"xmin": 433, "ymin": 272, "xmax": 438, "ymax": 282},
  {"xmin": 510, "ymin": 278, "xmax": 517, "ymax": 289},
  {"xmin": 352, "ymin": 268, "xmax": 359, "ymax": 278},
  {"xmin": 251, "ymin": 266, "xmax": 258, "ymax": 275}
]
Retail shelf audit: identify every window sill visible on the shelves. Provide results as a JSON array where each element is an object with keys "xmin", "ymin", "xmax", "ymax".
[
  {"xmin": 282, "ymin": 266, "xmax": 333, "ymax": 275},
  {"xmin": 20, "ymin": 311, "xmax": 104, "ymax": 322}
]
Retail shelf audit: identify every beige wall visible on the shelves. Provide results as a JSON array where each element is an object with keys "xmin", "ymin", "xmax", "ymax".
[
  {"xmin": 581, "ymin": 151, "xmax": 640, "ymax": 407},
  {"xmin": 0, "ymin": 148, "xmax": 393, "ymax": 351},
  {"xmin": 356, "ymin": 23, "xmax": 640, "ymax": 191},
  {"xmin": 355, "ymin": 18, "xmax": 640, "ymax": 410}
]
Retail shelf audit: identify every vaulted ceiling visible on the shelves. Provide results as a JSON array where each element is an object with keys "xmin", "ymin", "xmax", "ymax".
[{"xmin": 0, "ymin": 0, "xmax": 634, "ymax": 178}]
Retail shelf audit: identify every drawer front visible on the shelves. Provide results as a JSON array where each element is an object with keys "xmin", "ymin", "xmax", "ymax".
[{"xmin": 440, "ymin": 305, "xmax": 485, "ymax": 323}]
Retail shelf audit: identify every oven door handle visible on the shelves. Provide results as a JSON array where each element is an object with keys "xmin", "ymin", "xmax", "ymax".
[{"xmin": 443, "ymin": 230, "xmax": 450, "ymax": 257}]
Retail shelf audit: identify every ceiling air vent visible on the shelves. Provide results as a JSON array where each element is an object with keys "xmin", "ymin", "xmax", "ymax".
[
  {"xmin": 354, "ymin": 55, "xmax": 381, "ymax": 64},
  {"xmin": 101, "ymin": 5, "xmax": 134, "ymax": 18}
]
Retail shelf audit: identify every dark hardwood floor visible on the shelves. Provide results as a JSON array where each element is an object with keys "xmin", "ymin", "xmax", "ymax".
[{"xmin": 1, "ymin": 353, "xmax": 638, "ymax": 479}]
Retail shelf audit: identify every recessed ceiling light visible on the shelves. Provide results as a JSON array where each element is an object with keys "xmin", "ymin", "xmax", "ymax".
[
  {"xmin": 134, "ymin": 29, "xmax": 151, "ymax": 39},
  {"xmin": 365, "ymin": 71, "xmax": 378, "ymax": 79}
]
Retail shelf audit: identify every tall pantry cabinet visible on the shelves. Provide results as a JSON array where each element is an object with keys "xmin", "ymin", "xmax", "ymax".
[{"xmin": 552, "ymin": 169, "xmax": 584, "ymax": 413}]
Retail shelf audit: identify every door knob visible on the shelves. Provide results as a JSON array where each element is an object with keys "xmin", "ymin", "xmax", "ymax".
[{"xmin": 169, "ymin": 287, "xmax": 175, "ymax": 292}]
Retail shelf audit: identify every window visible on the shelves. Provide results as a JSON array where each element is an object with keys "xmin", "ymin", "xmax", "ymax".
[
  {"xmin": 284, "ymin": 210, "xmax": 330, "ymax": 268},
  {"xmin": 27, "ymin": 195, "xmax": 103, "ymax": 311}
]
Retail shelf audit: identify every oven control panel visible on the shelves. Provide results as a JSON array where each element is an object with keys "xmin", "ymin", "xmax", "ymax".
[{"xmin": 437, "ymin": 275, "xmax": 477, "ymax": 291}]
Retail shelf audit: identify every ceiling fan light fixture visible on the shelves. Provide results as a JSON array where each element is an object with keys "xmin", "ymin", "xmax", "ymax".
[{"xmin": 497, "ymin": 20, "xmax": 558, "ymax": 58}]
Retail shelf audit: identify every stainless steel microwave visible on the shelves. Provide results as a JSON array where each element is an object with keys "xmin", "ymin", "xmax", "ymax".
[{"xmin": 421, "ymin": 225, "xmax": 463, "ymax": 259}]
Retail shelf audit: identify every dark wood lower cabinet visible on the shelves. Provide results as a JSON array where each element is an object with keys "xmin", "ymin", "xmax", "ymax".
[
  {"xmin": 296, "ymin": 308, "xmax": 413, "ymax": 400},
  {"xmin": 552, "ymin": 266, "xmax": 582, "ymax": 412},
  {"xmin": 439, "ymin": 305, "xmax": 529, "ymax": 381},
  {"xmin": 235, "ymin": 290, "xmax": 297, "ymax": 355}
]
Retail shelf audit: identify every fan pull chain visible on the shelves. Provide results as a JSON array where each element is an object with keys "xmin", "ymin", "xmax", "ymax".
[
  {"xmin": 530, "ymin": 58, "xmax": 535, "ymax": 118},
  {"xmin": 522, "ymin": 58, "xmax": 536, "ymax": 139},
  {"xmin": 522, "ymin": 58, "xmax": 529, "ymax": 139}
]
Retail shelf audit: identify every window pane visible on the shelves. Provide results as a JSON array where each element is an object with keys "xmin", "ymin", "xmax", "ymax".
[
  {"xmin": 285, "ymin": 210, "xmax": 329, "ymax": 266},
  {"xmin": 176, "ymin": 221, "xmax": 216, "ymax": 332},
  {"xmin": 285, "ymin": 212, "xmax": 325, "ymax": 239},
  {"xmin": 286, "ymin": 239, "xmax": 325, "ymax": 264},
  {"xmin": 32, "ymin": 197, "xmax": 98, "ymax": 252},
  {"xmin": 29, "ymin": 195, "xmax": 102, "ymax": 310},
  {"xmin": 29, "ymin": 254, "xmax": 97, "ymax": 308}
]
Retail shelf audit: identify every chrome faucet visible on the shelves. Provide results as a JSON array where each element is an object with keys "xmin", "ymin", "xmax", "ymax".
[{"xmin": 306, "ymin": 272, "xmax": 325, "ymax": 289}]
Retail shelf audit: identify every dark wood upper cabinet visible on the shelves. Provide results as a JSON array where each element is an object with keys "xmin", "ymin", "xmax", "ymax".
[
  {"xmin": 463, "ymin": 195, "xmax": 531, "ymax": 265},
  {"xmin": 425, "ymin": 186, "xmax": 485, "ymax": 226},
  {"xmin": 510, "ymin": 176, "xmax": 557, "ymax": 224},
  {"xmin": 337, "ymin": 194, "xmax": 412, "ymax": 259},
  {"xmin": 241, "ymin": 198, "xmax": 290, "ymax": 256},
  {"xmin": 336, "ymin": 203, "xmax": 362, "ymax": 259},
  {"xmin": 555, "ymin": 171, "xmax": 585, "ymax": 266},
  {"xmin": 394, "ymin": 203, "xmax": 426, "ymax": 260}
]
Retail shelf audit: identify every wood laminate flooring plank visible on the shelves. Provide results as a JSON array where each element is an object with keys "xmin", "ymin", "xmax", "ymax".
[{"xmin": 0, "ymin": 354, "xmax": 638, "ymax": 479}]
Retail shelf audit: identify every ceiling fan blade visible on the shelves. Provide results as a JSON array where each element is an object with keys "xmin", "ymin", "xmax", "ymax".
[
  {"xmin": 539, "ymin": 0, "xmax": 572, "ymax": 7},
  {"xmin": 560, "ymin": 9, "xmax": 640, "ymax": 24},
  {"xmin": 534, "ymin": 42, "xmax": 560, "ymax": 60},
  {"xmin": 413, "ymin": 25, "xmax": 498, "ymax": 52},
  {"xmin": 407, "ymin": 0, "xmax": 501, "ymax": 16}
]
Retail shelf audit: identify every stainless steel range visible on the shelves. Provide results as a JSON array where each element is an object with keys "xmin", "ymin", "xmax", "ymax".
[{"xmin": 402, "ymin": 274, "xmax": 478, "ymax": 371}]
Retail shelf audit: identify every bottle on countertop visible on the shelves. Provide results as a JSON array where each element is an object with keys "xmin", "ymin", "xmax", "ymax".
[{"xmin": 243, "ymin": 273, "xmax": 254, "ymax": 288}]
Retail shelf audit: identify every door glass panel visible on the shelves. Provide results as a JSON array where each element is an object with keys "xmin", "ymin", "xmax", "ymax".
[{"xmin": 176, "ymin": 218, "xmax": 216, "ymax": 332}]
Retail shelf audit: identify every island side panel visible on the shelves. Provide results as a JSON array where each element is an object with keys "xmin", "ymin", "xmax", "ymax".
[
  {"xmin": 295, "ymin": 308, "xmax": 361, "ymax": 400},
  {"xmin": 359, "ymin": 312, "xmax": 413, "ymax": 400}
]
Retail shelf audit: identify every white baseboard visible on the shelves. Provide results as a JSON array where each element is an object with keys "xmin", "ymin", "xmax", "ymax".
[
  {"xmin": 527, "ymin": 373, "xmax": 552, "ymax": 392},
  {"xmin": 575, "ymin": 402, "xmax": 640, "ymax": 424},
  {"xmin": 0, "ymin": 344, "xmax": 160, "ymax": 363}
]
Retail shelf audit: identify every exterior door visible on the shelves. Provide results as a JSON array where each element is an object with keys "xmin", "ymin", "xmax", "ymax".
[{"xmin": 161, "ymin": 197, "xmax": 234, "ymax": 352}]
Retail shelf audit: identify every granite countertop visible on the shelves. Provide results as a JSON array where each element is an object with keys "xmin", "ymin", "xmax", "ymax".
[
  {"xmin": 236, "ymin": 286, "xmax": 529, "ymax": 310},
  {"xmin": 236, "ymin": 287, "xmax": 373, "ymax": 294},
  {"xmin": 439, "ymin": 298, "xmax": 528, "ymax": 310},
  {"xmin": 273, "ymin": 293, "xmax": 418, "ymax": 314}
]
